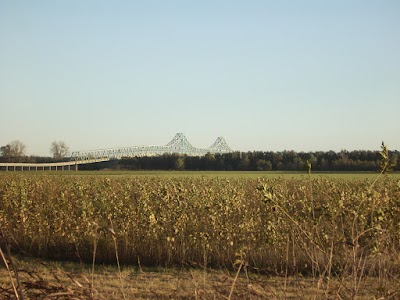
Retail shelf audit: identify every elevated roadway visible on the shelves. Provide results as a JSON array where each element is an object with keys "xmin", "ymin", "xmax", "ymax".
[
  {"xmin": 70, "ymin": 133, "xmax": 232, "ymax": 161},
  {"xmin": 0, "ymin": 158, "xmax": 109, "ymax": 171},
  {"xmin": 1, "ymin": 134, "xmax": 232, "ymax": 171}
]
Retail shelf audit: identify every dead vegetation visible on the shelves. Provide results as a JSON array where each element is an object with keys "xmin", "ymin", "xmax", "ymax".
[
  {"xmin": 2, "ymin": 255, "xmax": 400, "ymax": 300},
  {"xmin": 1, "ymin": 145, "xmax": 400, "ymax": 299}
]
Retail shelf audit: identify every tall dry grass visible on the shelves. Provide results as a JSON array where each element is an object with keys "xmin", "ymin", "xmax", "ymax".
[{"xmin": 1, "ymin": 155, "xmax": 400, "ymax": 298}]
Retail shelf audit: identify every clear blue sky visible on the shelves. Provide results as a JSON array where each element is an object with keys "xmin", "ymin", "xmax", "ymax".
[{"xmin": 1, "ymin": 1, "xmax": 399, "ymax": 156}]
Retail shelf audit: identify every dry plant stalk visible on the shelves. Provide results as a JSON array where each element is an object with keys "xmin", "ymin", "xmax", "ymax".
[
  {"xmin": 1, "ymin": 153, "xmax": 400, "ymax": 299},
  {"xmin": 228, "ymin": 260, "xmax": 243, "ymax": 300},
  {"xmin": 0, "ymin": 221, "xmax": 24, "ymax": 300},
  {"xmin": 108, "ymin": 219, "xmax": 126, "ymax": 300}
]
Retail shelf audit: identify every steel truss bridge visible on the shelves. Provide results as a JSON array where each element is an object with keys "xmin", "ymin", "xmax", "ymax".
[{"xmin": 70, "ymin": 133, "xmax": 232, "ymax": 161}]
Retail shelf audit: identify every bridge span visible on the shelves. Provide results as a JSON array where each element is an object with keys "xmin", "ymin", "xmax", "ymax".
[
  {"xmin": 70, "ymin": 133, "xmax": 232, "ymax": 161},
  {"xmin": 0, "ymin": 134, "xmax": 232, "ymax": 171},
  {"xmin": 0, "ymin": 158, "xmax": 109, "ymax": 171}
]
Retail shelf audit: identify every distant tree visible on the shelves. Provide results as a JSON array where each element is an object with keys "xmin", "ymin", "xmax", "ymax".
[
  {"xmin": 256, "ymin": 159, "xmax": 272, "ymax": 171},
  {"xmin": 50, "ymin": 141, "xmax": 69, "ymax": 159},
  {"xmin": 175, "ymin": 157, "xmax": 185, "ymax": 170},
  {"xmin": 293, "ymin": 156, "xmax": 305, "ymax": 170},
  {"xmin": 1, "ymin": 140, "xmax": 26, "ymax": 158},
  {"xmin": 0, "ymin": 145, "xmax": 11, "ymax": 157},
  {"xmin": 390, "ymin": 152, "xmax": 398, "ymax": 170},
  {"xmin": 204, "ymin": 153, "xmax": 217, "ymax": 170},
  {"xmin": 308, "ymin": 154, "xmax": 318, "ymax": 169},
  {"xmin": 239, "ymin": 153, "xmax": 251, "ymax": 170},
  {"xmin": 319, "ymin": 158, "xmax": 329, "ymax": 171}
]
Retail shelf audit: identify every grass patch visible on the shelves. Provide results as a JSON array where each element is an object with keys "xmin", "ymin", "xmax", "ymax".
[
  {"xmin": 2, "ymin": 169, "xmax": 400, "ymax": 180},
  {"xmin": 2, "ymin": 164, "xmax": 400, "ymax": 298},
  {"xmin": 2, "ymin": 255, "xmax": 398, "ymax": 299}
]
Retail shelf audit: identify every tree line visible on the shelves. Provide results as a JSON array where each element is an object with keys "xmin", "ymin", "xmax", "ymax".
[
  {"xmin": 2, "ymin": 139, "xmax": 398, "ymax": 172},
  {"xmin": 0, "ymin": 140, "xmax": 69, "ymax": 162},
  {"xmin": 114, "ymin": 149, "xmax": 399, "ymax": 172}
]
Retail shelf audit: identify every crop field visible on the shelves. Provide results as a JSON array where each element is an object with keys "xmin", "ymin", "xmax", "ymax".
[
  {"xmin": 2, "ymin": 169, "xmax": 400, "ymax": 179},
  {"xmin": 1, "ymin": 172, "xmax": 400, "ymax": 299}
]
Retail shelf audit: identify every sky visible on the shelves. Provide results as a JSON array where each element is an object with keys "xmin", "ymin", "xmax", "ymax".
[{"xmin": 1, "ymin": 1, "xmax": 399, "ymax": 156}]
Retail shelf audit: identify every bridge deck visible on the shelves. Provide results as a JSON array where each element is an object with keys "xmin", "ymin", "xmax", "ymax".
[
  {"xmin": 0, "ymin": 158, "xmax": 109, "ymax": 171},
  {"xmin": 0, "ymin": 134, "xmax": 232, "ymax": 171}
]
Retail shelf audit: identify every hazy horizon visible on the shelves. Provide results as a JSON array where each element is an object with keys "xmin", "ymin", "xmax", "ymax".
[{"xmin": 1, "ymin": 1, "xmax": 399, "ymax": 156}]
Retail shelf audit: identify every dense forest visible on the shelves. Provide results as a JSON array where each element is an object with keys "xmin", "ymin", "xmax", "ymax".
[
  {"xmin": 110, "ymin": 150, "xmax": 398, "ymax": 172},
  {"xmin": 1, "ymin": 150, "xmax": 399, "ymax": 172}
]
